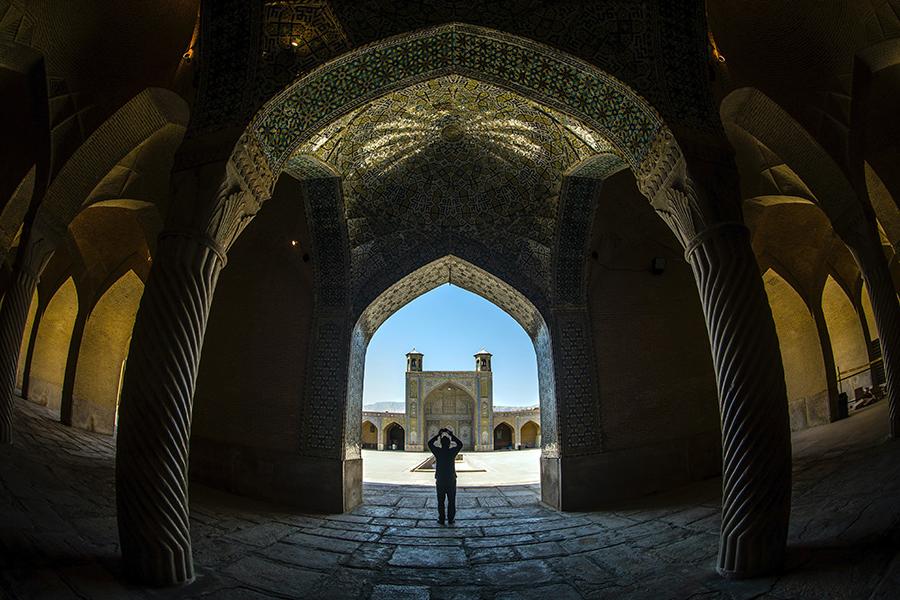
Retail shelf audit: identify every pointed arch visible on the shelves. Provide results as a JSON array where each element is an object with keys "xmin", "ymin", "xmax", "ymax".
[
  {"xmin": 721, "ymin": 87, "xmax": 857, "ymax": 223},
  {"xmin": 384, "ymin": 422, "xmax": 405, "ymax": 451},
  {"xmin": 520, "ymin": 420, "xmax": 541, "ymax": 448},
  {"xmin": 351, "ymin": 255, "xmax": 560, "ymax": 462},
  {"xmin": 763, "ymin": 269, "xmax": 830, "ymax": 430},
  {"xmin": 823, "ymin": 275, "xmax": 873, "ymax": 395},
  {"xmin": 361, "ymin": 419, "xmax": 378, "ymax": 449},
  {"xmin": 71, "ymin": 271, "xmax": 143, "ymax": 434},
  {"xmin": 28, "ymin": 277, "xmax": 77, "ymax": 414},
  {"xmin": 493, "ymin": 421, "xmax": 514, "ymax": 450},
  {"xmin": 221, "ymin": 23, "xmax": 684, "ymax": 254}
]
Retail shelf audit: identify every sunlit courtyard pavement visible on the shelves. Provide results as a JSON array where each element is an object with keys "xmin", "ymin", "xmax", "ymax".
[
  {"xmin": 362, "ymin": 448, "xmax": 540, "ymax": 485},
  {"xmin": 2, "ymin": 398, "xmax": 900, "ymax": 599}
]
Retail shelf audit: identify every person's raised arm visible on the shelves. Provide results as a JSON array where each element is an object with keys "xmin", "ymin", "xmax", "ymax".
[
  {"xmin": 448, "ymin": 430, "xmax": 462, "ymax": 454},
  {"xmin": 427, "ymin": 429, "xmax": 442, "ymax": 453}
]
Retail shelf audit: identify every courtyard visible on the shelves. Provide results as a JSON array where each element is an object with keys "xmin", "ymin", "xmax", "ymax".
[{"xmin": 362, "ymin": 448, "xmax": 540, "ymax": 486}]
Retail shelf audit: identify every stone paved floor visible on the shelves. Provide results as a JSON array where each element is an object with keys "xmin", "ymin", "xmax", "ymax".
[{"xmin": 2, "ymin": 398, "xmax": 899, "ymax": 599}]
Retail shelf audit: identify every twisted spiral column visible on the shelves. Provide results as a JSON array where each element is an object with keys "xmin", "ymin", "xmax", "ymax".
[
  {"xmin": 115, "ymin": 233, "xmax": 224, "ymax": 585},
  {"xmin": 844, "ymin": 228, "xmax": 900, "ymax": 439},
  {"xmin": 687, "ymin": 224, "xmax": 792, "ymax": 578},
  {"xmin": 655, "ymin": 171, "xmax": 792, "ymax": 578},
  {"xmin": 0, "ymin": 265, "xmax": 38, "ymax": 444}
]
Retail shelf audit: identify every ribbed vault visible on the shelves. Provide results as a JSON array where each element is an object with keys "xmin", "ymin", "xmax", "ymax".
[{"xmin": 295, "ymin": 74, "xmax": 620, "ymax": 299}]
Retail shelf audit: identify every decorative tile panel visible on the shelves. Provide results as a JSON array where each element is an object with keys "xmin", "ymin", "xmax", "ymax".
[
  {"xmin": 301, "ymin": 318, "xmax": 349, "ymax": 457},
  {"xmin": 253, "ymin": 24, "xmax": 666, "ymax": 174},
  {"xmin": 555, "ymin": 177, "xmax": 600, "ymax": 304},
  {"xmin": 301, "ymin": 177, "xmax": 348, "ymax": 307},
  {"xmin": 554, "ymin": 310, "xmax": 603, "ymax": 453}
]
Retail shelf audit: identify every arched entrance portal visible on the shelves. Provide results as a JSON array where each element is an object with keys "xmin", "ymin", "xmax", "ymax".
[
  {"xmin": 493, "ymin": 422, "xmax": 513, "ymax": 450},
  {"xmin": 385, "ymin": 423, "xmax": 405, "ymax": 451},
  {"xmin": 424, "ymin": 383, "xmax": 475, "ymax": 451},
  {"xmin": 206, "ymin": 22, "xmax": 692, "ymax": 519},
  {"xmin": 347, "ymin": 255, "xmax": 562, "ymax": 509},
  {"xmin": 116, "ymin": 23, "xmax": 794, "ymax": 585}
]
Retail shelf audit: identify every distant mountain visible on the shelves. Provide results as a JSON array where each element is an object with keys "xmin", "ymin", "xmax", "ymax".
[
  {"xmin": 494, "ymin": 405, "xmax": 539, "ymax": 412},
  {"xmin": 362, "ymin": 401, "xmax": 406, "ymax": 412}
]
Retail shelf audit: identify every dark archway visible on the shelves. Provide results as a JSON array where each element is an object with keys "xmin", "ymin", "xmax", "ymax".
[
  {"xmin": 385, "ymin": 423, "xmax": 405, "ymax": 451},
  {"xmin": 348, "ymin": 254, "xmax": 561, "ymax": 507},
  {"xmin": 493, "ymin": 422, "xmax": 513, "ymax": 450}
]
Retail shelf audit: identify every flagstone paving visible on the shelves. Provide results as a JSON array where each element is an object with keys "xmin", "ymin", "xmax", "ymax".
[{"xmin": 1, "ymin": 398, "xmax": 899, "ymax": 599}]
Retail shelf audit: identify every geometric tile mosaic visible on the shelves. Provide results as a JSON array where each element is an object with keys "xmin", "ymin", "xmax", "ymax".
[{"xmin": 294, "ymin": 74, "xmax": 611, "ymax": 301}]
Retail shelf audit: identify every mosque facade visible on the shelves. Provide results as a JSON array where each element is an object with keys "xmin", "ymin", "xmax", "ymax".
[{"xmin": 361, "ymin": 349, "xmax": 541, "ymax": 452}]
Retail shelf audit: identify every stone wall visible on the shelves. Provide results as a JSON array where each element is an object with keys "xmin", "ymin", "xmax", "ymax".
[
  {"xmin": 582, "ymin": 170, "xmax": 722, "ymax": 504},
  {"xmin": 190, "ymin": 175, "xmax": 317, "ymax": 507}
]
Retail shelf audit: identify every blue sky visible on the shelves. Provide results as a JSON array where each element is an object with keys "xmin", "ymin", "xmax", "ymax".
[{"xmin": 362, "ymin": 284, "xmax": 539, "ymax": 407}]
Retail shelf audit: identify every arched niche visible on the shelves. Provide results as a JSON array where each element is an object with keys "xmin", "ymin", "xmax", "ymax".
[
  {"xmin": 384, "ymin": 423, "xmax": 405, "ymax": 451},
  {"xmin": 28, "ymin": 277, "xmax": 77, "ymax": 414},
  {"xmin": 521, "ymin": 420, "xmax": 540, "ymax": 448},
  {"xmin": 424, "ymin": 382, "xmax": 476, "ymax": 450},
  {"xmin": 71, "ymin": 271, "xmax": 143, "ymax": 434},
  {"xmin": 822, "ymin": 276, "xmax": 872, "ymax": 396},
  {"xmin": 361, "ymin": 420, "xmax": 378, "ymax": 449},
  {"xmin": 15, "ymin": 288, "xmax": 37, "ymax": 392},
  {"xmin": 493, "ymin": 422, "xmax": 514, "ymax": 450},
  {"xmin": 763, "ymin": 269, "xmax": 830, "ymax": 430}
]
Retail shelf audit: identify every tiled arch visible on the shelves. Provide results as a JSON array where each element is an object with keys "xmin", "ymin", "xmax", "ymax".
[{"xmin": 233, "ymin": 22, "xmax": 682, "ymax": 201}]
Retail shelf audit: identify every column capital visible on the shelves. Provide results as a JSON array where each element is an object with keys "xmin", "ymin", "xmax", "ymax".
[
  {"xmin": 201, "ymin": 161, "xmax": 262, "ymax": 253},
  {"xmin": 168, "ymin": 159, "xmax": 262, "ymax": 257},
  {"xmin": 655, "ymin": 176, "xmax": 749, "ymax": 261}
]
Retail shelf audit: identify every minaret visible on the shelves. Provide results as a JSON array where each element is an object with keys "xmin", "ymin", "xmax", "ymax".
[
  {"xmin": 405, "ymin": 348, "xmax": 424, "ymax": 451},
  {"xmin": 474, "ymin": 348, "xmax": 492, "ymax": 372},
  {"xmin": 474, "ymin": 348, "xmax": 493, "ymax": 451},
  {"xmin": 406, "ymin": 348, "xmax": 423, "ymax": 372}
]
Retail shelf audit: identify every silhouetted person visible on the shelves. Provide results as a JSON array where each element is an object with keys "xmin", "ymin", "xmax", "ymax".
[{"xmin": 428, "ymin": 427, "xmax": 461, "ymax": 524}]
